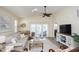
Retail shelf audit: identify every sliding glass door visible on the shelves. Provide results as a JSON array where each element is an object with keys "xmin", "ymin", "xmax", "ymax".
[
  {"xmin": 36, "ymin": 24, "xmax": 42, "ymax": 37},
  {"xmin": 42, "ymin": 24, "xmax": 48, "ymax": 37},
  {"xmin": 30, "ymin": 24, "xmax": 48, "ymax": 38}
]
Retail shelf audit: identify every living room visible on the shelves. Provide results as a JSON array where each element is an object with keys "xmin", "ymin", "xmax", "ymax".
[{"xmin": 0, "ymin": 6, "xmax": 79, "ymax": 52}]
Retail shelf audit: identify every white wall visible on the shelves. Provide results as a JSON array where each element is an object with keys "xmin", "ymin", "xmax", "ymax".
[
  {"xmin": 18, "ymin": 16, "xmax": 54, "ymax": 37},
  {"xmin": 54, "ymin": 7, "xmax": 79, "ymax": 35}
]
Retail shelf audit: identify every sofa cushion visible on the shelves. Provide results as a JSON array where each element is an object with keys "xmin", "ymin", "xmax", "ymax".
[{"xmin": 0, "ymin": 35, "xmax": 6, "ymax": 43}]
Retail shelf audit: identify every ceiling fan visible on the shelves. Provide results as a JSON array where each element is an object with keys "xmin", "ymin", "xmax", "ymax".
[{"xmin": 42, "ymin": 6, "xmax": 52, "ymax": 17}]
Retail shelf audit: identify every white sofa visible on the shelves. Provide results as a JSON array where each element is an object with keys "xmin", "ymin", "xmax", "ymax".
[
  {"xmin": 5, "ymin": 34, "xmax": 28, "ymax": 52},
  {"xmin": 14, "ymin": 37, "xmax": 28, "ymax": 51},
  {"xmin": 0, "ymin": 35, "xmax": 6, "ymax": 43}
]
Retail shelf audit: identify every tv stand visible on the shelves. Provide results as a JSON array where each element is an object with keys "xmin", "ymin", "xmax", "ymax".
[
  {"xmin": 56, "ymin": 33, "xmax": 79, "ymax": 48},
  {"xmin": 59, "ymin": 43, "xmax": 68, "ymax": 50}
]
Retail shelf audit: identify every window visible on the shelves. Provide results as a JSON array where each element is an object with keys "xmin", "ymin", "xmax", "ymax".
[{"xmin": 30, "ymin": 24, "xmax": 48, "ymax": 38}]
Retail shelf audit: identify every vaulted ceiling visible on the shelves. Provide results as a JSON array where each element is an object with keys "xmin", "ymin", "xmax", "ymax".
[{"xmin": 1, "ymin": 6, "xmax": 65, "ymax": 18}]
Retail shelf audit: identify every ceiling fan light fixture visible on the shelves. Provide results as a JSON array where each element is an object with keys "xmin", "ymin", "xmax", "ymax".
[{"xmin": 42, "ymin": 6, "xmax": 52, "ymax": 17}]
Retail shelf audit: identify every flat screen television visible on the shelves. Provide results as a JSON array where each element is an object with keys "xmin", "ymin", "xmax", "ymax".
[{"xmin": 59, "ymin": 24, "xmax": 71, "ymax": 35}]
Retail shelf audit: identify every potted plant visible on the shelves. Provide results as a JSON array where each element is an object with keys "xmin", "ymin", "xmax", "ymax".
[
  {"xmin": 71, "ymin": 33, "xmax": 79, "ymax": 47},
  {"xmin": 72, "ymin": 33, "xmax": 79, "ymax": 43}
]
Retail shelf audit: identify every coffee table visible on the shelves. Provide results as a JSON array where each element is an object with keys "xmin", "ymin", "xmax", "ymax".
[{"xmin": 29, "ymin": 40, "xmax": 43, "ymax": 51}]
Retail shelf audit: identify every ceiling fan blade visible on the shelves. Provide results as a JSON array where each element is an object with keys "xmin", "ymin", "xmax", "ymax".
[
  {"xmin": 40, "ymin": 6, "xmax": 52, "ymax": 17},
  {"xmin": 47, "ymin": 15, "xmax": 51, "ymax": 17}
]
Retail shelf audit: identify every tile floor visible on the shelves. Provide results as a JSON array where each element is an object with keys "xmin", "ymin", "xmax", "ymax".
[{"xmin": 28, "ymin": 38, "xmax": 61, "ymax": 52}]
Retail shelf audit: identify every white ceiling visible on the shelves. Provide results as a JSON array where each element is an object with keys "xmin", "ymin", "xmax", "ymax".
[{"xmin": 2, "ymin": 6, "xmax": 65, "ymax": 18}]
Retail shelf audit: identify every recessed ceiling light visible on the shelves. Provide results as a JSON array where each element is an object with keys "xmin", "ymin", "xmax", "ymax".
[{"xmin": 32, "ymin": 8, "xmax": 38, "ymax": 12}]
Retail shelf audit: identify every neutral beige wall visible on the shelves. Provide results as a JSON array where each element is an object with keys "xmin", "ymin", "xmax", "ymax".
[
  {"xmin": 18, "ymin": 16, "xmax": 54, "ymax": 37},
  {"xmin": 54, "ymin": 7, "xmax": 79, "ymax": 35}
]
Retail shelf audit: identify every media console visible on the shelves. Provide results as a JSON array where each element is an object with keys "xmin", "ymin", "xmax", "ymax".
[{"xmin": 56, "ymin": 33, "xmax": 79, "ymax": 48}]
